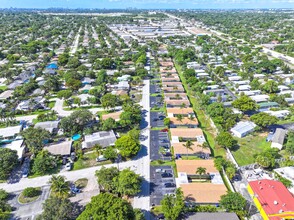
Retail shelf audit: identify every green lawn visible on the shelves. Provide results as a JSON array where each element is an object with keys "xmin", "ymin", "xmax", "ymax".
[
  {"xmin": 232, "ymin": 133, "xmax": 271, "ymax": 166},
  {"xmin": 48, "ymin": 101, "xmax": 56, "ymax": 109},
  {"xmin": 0, "ymin": 85, "xmax": 7, "ymax": 91},
  {"xmin": 73, "ymin": 151, "xmax": 111, "ymax": 170},
  {"xmin": 174, "ymin": 63, "xmax": 225, "ymax": 157}
]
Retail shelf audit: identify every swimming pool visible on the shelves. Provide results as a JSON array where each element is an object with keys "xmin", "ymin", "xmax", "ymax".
[{"xmin": 72, "ymin": 134, "xmax": 81, "ymax": 141}]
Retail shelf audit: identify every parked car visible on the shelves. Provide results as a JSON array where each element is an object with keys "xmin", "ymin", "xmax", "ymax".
[
  {"xmin": 161, "ymin": 173, "xmax": 173, "ymax": 178},
  {"xmin": 96, "ymin": 155, "xmax": 107, "ymax": 162},
  {"xmin": 156, "ymin": 168, "xmax": 165, "ymax": 173},
  {"xmin": 22, "ymin": 169, "xmax": 29, "ymax": 178},
  {"xmin": 70, "ymin": 152, "xmax": 76, "ymax": 161},
  {"xmin": 62, "ymin": 157, "xmax": 68, "ymax": 165},
  {"xmin": 65, "ymin": 163, "xmax": 72, "ymax": 171},
  {"xmin": 164, "ymin": 183, "xmax": 176, "ymax": 188}
]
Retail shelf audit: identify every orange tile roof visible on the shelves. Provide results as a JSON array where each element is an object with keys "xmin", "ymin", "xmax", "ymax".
[
  {"xmin": 176, "ymin": 159, "xmax": 218, "ymax": 175},
  {"xmin": 167, "ymin": 107, "xmax": 194, "ymax": 115},
  {"xmin": 164, "ymin": 93, "xmax": 188, "ymax": 99},
  {"xmin": 163, "ymin": 86, "xmax": 185, "ymax": 92},
  {"xmin": 161, "ymin": 78, "xmax": 181, "ymax": 82},
  {"xmin": 162, "ymin": 81, "xmax": 183, "ymax": 86},
  {"xmin": 170, "ymin": 128, "xmax": 203, "ymax": 138},
  {"xmin": 159, "ymin": 61, "xmax": 174, "ymax": 67},
  {"xmin": 169, "ymin": 117, "xmax": 198, "ymax": 126},
  {"xmin": 101, "ymin": 111, "xmax": 122, "ymax": 121},
  {"xmin": 181, "ymin": 183, "xmax": 227, "ymax": 204},
  {"xmin": 172, "ymin": 142, "xmax": 210, "ymax": 155}
]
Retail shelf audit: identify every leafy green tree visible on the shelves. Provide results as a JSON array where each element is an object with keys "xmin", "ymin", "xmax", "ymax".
[
  {"xmin": 60, "ymin": 110, "xmax": 94, "ymax": 134},
  {"xmin": 216, "ymin": 132, "xmax": 236, "ymax": 149},
  {"xmin": 0, "ymin": 148, "xmax": 18, "ymax": 180},
  {"xmin": 49, "ymin": 175, "xmax": 70, "ymax": 199},
  {"xmin": 161, "ymin": 188, "xmax": 185, "ymax": 220},
  {"xmin": 250, "ymin": 112, "xmax": 278, "ymax": 128},
  {"xmin": 285, "ymin": 131, "xmax": 294, "ymax": 155},
  {"xmin": 250, "ymin": 78, "xmax": 261, "ymax": 90},
  {"xmin": 21, "ymin": 127, "xmax": 51, "ymax": 154},
  {"xmin": 58, "ymin": 53, "xmax": 69, "ymax": 66},
  {"xmin": 66, "ymin": 78, "xmax": 82, "ymax": 91},
  {"xmin": 214, "ymin": 157, "xmax": 225, "ymax": 171},
  {"xmin": 255, "ymin": 155, "xmax": 272, "ymax": 168},
  {"xmin": 220, "ymin": 192, "xmax": 246, "ymax": 217},
  {"xmin": 96, "ymin": 166, "xmax": 119, "ymax": 192},
  {"xmin": 0, "ymin": 189, "xmax": 11, "ymax": 220},
  {"xmin": 226, "ymin": 167, "xmax": 236, "ymax": 180},
  {"xmin": 115, "ymin": 135, "xmax": 140, "ymax": 158},
  {"xmin": 77, "ymin": 193, "xmax": 135, "ymax": 220},
  {"xmin": 32, "ymin": 150, "xmax": 56, "ymax": 175},
  {"xmin": 0, "ymin": 190, "xmax": 8, "ymax": 201},
  {"xmin": 262, "ymin": 80, "xmax": 279, "ymax": 93},
  {"xmin": 22, "ymin": 187, "xmax": 40, "ymax": 198},
  {"xmin": 119, "ymin": 103, "xmax": 142, "ymax": 129},
  {"xmin": 67, "ymin": 57, "xmax": 81, "ymax": 69},
  {"xmin": 134, "ymin": 209, "xmax": 145, "ymax": 220},
  {"xmin": 103, "ymin": 147, "xmax": 118, "ymax": 161},
  {"xmin": 232, "ymin": 95, "xmax": 258, "ymax": 112},
  {"xmin": 100, "ymin": 94, "xmax": 119, "ymax": 109},
  {"xmin": 116, "ymin": 168, "xmax": 142, "ymax": 197},
  {"xmin": 102, "ymin": 118, "xmax": 116, "ymax": 131},
  {"xmin": 37, "ymin": 197, "xmax": 79, "ymax": 220},
  {"xmin": 57, "ymin": 90, "xmax": 72, "ymax": 99}
]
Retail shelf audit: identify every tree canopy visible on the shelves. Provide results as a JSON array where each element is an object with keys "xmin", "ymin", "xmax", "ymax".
[
  {"xmin": 0, "ymin": 148, "xmax": 19, "ymax": 180},
  {"xmin": 115, "ymin": 135, "xmax": 140, "ymax": 158},
  {"xmin": 161, "ymin": 188, "xmax": 185, "ymax": 220},
  {"xmin": 250, "ymin": 112, "xmax": 278, "ymax": 128},
  {"xmin": 232, "ymin": 95, "xmax": 258, "ymax": 112}
]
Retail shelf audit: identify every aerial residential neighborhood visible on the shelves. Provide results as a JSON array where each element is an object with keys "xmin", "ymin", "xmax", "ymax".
[{"xmin": 0, "ymin": 1, "xmax": 294, "ymax": 220}]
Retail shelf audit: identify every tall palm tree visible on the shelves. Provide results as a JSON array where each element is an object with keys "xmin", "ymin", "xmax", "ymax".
[
  {"xmin": 196, "ymin": 167, "xmax": 207, "ymax": 180},
  {"xmin": 49, "ymin": 175, "xmax": 69, "ymax": 199},
  {"xmin": 183, "ymin": 140, "xmax": 194, "ymax": 157}
]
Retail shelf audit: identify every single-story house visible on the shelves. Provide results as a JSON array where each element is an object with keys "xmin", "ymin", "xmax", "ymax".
[
  {"xmin": 44, "ymin": 141, "xmax": 72, "ymax": 156},
  {"xmin": 230, "ymin": 121, "xmax": 256, "ymax": 138},
  {"xmin": 101, "ymin": 111, "xmax": 122, "ymax": 121},
  {"xmin": 258, "ymin": 102, "xmax": 279, "ymax": 111},
  {"xmin": 0, "ymin": 125, "xmax": 22, "ymax": 141},
  {"xmin": 180, "ymin": 183, "xmax": 227, "ymax": 205},
  {"xmin": 2, "ymin": 140, "xmax": 26, "ymax": 160},
  {"xmin": 167, "ymin": 107, "xmax": 195, "ymax": 118},
  {"xmin": 169, "ymin": 117, "xmax": 198, "ymax": 128},
  {"xmin": 176, "ymin": 159, "xmax": 218, "ymax": 176},
  {"xmin": 81, "ymin": 77, "xmax": 95, "ymax": 85},
  {"xmin": 0, "ymin": 90, "xmax": 13, "ymax": 100},
  {"xmin": 185, "ymin": 212, "xmax": 239, "ymax": 220},
  {"xmin": 165, "ymin": 99, "xmax": 191, "ymax": 108},
  {"xmin": 35, "ymin": 121, "xmax": 59, "ymax": 134},
  {"xmin": 79, "ymin": 84, "xmax": 92, "ymax": 93},
  {"xmin": 250, "ymin": 95, "xmax": 269, "ymax": 103},
  {"xmin": 82, "ymin": 130, "xmax": 117, "ymax": 149},
  {"xmin": 173, "ymin": 141, "xmax": 211, "ymax": 157},
  {"xmin": 170, "ymin": 128, "xmax": 205, "ymax": 143},
  {"xmin": 271, "ymin": 128, "xmax": 287, "ymax": 150},
  {"xmin": 203, "ymin": 89, "xmax": 225, "ymax": 96},
  {"xmin": 264, "ymin": 110, "xmax": 290, "ymax": 119}
]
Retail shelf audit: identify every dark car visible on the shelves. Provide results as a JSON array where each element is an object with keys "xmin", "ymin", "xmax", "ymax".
[
  {"xmin": 160, "ymin": 129, "xmax": 169, "ymax": 132},
  {"xmin": 164, "ymin": 183, "xmax": 176, "ymax": 188},
  {"xmin": 161, "ymin": 173, "xmax": 173, "ymax": 178},
  {"xmin": 163, "ymin": 152, "xmax": 172, "ymax": 157},
  {"xmin": 157, "ymin": 214, "xmax": 165, "ymax": 219},
  {"xmin": 62, "ymin": 157, "xmax": 68, "ymax": 165}
]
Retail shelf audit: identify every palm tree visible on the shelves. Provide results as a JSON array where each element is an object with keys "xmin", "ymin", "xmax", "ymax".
[
  {"xmin": 201, "ymin": 142, "xmax": 210, "ymax": 155},
  {"xmin": 175, "ymin": 94, "xmax": 181, "ymax": 100},
  {"xmin": 176, "ymin": 114, "xmax": 183, "ymax": 122},
  {"xmin": 183, "ymin": 140, "xmax": 194, "ymax": 157},
  {"xmin": 94, "ymin": 144, "xmax": 103, "ymax": 157},
  {"xmin": 188, "ymin": 114, "xmax": 195, "ymax": 122},
  {"xmin": 49, "ymin": 175, "xmax": 69, "ymax": 199},
  {"xmin": 196, "ymin": 167, "xmax": 207, "ymax": 180}
]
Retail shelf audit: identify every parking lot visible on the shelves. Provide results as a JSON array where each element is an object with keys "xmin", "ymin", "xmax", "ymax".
[
  {"xmin": 150, "ymin": 83, "xmax": 161, "ymax": 94},
  {"xmin": 150, "ymin": 130, "xmax": 172, "ymax": 161},
  {"xmin": 150, "ymin": 111, "xmax": 165, "ymax": 128},
  {"xmin": 150, "ymin": 96, "xmax": 164, "ymax": 109},
  {"xmin": 150, "ymin": 166, "xmax": 176, "ymax": 206}
]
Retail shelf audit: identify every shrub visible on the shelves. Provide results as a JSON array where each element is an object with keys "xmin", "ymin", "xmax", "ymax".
[{"xmin": 22, "ymin": 187, "xmax": 40, "ymax": 198}]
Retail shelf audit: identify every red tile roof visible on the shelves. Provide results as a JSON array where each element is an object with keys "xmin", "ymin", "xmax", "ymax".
[{"xmin": 249, "ymin": 179, "xmax": 294, "ymax": 219}]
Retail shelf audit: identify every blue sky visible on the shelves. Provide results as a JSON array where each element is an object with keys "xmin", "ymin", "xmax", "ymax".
[{"xmin": 1, "ymin": 0, "xmax": 294, "ymax": 9}]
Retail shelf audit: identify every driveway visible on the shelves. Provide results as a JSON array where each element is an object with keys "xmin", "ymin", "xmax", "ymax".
[{"xmin": 8, "ymin": 186, "xmax": 50, "ymax": 220}]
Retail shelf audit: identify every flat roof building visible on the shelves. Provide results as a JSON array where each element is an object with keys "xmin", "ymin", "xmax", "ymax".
[
  {"xmin": 231, "ymin": 121, "xmax": 256, "ymax": 138},
  {"xmin": 82, "ymin": 130, "xmax": 117, "ymax": 149}
]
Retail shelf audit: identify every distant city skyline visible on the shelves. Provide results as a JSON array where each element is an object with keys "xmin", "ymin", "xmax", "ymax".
[{"xmin": 1, "ymin": 0, "xmax": 294, "ymax": 9}]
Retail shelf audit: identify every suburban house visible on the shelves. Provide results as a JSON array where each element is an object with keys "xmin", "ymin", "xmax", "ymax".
[
  {"xmin": 247, "ymin": 179, "xmax": 294, "ymax": 220},
  {"xmin": 82, "ymin": 130, "xmax": 117, "ymax": 149},
  {"xmin": 163, "ymin": 86, "xmax": 185, "ymax": 93},
  {"xmin": 167, "ymin": 107, "xmax": 195, "ymax": 118},
  {"xmin": 203, "ymin": 89, "xmax": 225, "ymax": 96},
  {"xmin": 230, "ymin": 121, "xmax": 257, "ymax": 138},
  {"xmin": 172, "ymin": 142, "xmax": 211, "ymax": 157},
  {"xmin": 169, "ymin": 117, "xmax": 198, "ymax": 128},
  {"xmin": 101, "ymin": 111, "xmax": 122, "ymax": 121},
  {"xmin": 174, "ymin": 159, "xmax": 227, "ymax": 205},
  {"xmin": 258, "ymin": 102, "xmax": 279, "ymax": 111},
  {"xmin": 0, "ymin": 125, "xmax": 23, "ymax": 141},
  {"xmin": 35, "ymin": 121, "xmax": 59, "ymax": 134},
  {"xmin": 44, "ymin": 141, "xmax": 72, "ymax": 156},
  {"xmin": 185, "ymin": 213, "xmax": 239, "ymax": 220},
  {"xmin": 170, "ymin": 128, "xmax": 205, "ymax": 143},
  {"xmin": 165, "ymin": 99, "xmax": 191, "ymax": 108},
  {"xmin": 271, "ymin": 128, "xmax": 287, "ymax": 150},
  {"xmin": 0, "ymin": 90, "xmax": 13, "ymax": 100},
  {"xmin": 2, "ymin": 140, "xmax": 26, "ymax": 160},
  {"xmin": 274, "ymin": 167, "xmax": 294, "ymax": 194}
]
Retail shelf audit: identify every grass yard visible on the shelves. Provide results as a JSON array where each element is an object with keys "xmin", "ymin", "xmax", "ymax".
[
  {"xmin": 48, "ymin": 101, "xmax": 56, "ymax": 109},
  {"xmin": 174, "ymin": 63, "xmax": 225, "ymax": 158},
  {"xmin": 74, "ymin": 178, "xmax": 88, "ymax": 189},
  {"xmin": 0, "ymin": 85, "xmax": 7, "ymax": 91},
  {"xmin": 18, "ymin": 187, "xmax": 41, "ymax": 204},
  {"xmin": 73, "ymin": 151, "xmax": 111, "ymax": 170},
  {"xmin": 232, "ymin": 132, "xmax": 271, "ymax": 166}
]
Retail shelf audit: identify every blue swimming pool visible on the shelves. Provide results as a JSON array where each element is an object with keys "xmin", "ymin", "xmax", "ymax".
[{"xmin": 72, "ymin": 134, "xmax": 81, "ymax": 141}]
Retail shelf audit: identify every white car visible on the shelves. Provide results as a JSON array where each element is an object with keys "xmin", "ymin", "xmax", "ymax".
[{"xmin": 65, "ymin": 163, "xmax": 72, "ymax": 171}]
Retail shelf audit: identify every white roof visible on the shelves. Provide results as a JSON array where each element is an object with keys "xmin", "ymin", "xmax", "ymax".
[
  {"xmin": 250, "ymin": 95, "xmax": 269, "ymax": 103},
  {"xmin": 231, "ymin": 121, "xmax": 256, "ymax": 134},
  {"xmin": 82, "ymin": 130, "xmax": 117, "ymax": 149},
  {"xmin": 2, "ymin": 140, "xmax": 24, "ymax": 159},
  {"xmin": 0, "ymin": 125, "xmax": 22, "ymax": 138}
]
